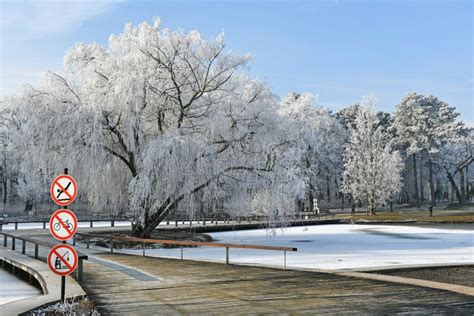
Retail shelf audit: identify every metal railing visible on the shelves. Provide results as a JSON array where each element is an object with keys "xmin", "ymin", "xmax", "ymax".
[
  {"xmin": 76, "ymin": 232, "xmax": 297, "ymax": 269},
  {"xmin": 0, "ymin": 213, "xmax": 337, "ymax": 231},
  {"xmin": 0, "ymin": 232, "xmax": 88, "ymax": 281}
]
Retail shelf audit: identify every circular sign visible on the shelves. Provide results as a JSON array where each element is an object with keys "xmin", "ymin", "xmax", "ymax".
[
  {"xmin": 48, "ymin": 244, "xmax": 78, "ymax": 276},
  {"xmin": 49, "ymin": 209, "xmax": 78, "ymax": 241},
  {"xmin": 50, "ymin": 174, "xmax": 78, "ymax": 206}
]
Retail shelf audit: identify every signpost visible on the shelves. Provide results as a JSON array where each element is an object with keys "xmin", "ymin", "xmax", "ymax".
[{"xmin": 49, "ymin": 168, "xmax": 78, "ymax": 302}]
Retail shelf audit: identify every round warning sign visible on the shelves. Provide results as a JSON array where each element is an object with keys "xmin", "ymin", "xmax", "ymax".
[
  {"xmin": 49, "ymin": 209, "xmax": 78, "ymax": 241},
  {"xmin": 50, "ymin": 174, "xmax": 77, "ymax": 206},
  {"xmin": 48, "ymin": 244, "xmax": 78, "ymax": 276}
]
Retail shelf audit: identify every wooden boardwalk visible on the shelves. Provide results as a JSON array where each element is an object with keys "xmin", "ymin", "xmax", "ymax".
[{"xmin": 82, "ymin": 254, "xmax": 474, "ymax": 315}]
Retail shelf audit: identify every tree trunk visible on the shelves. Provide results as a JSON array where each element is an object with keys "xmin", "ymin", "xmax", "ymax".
[
  {"xmin": 466, "ymin": 165, "xmax": 470, "ymax": 202},
  {"xmin": 459, "ymin": 168, "xmax": 466, "ymax": 204},
  {"xmin": 24, "ymin": 199, "xmax": 33, "ymax": 213},
  {"xmin": 2, "ymin": 177, "xmax": 6, "ymax": 205},
  {"xmin": 308, "ymin": 184, "xmax": 314, "ymax": 213},
  {"xmin": 412, "ymin": 154, "xmax": 420, "ymax": 207},
  {"xmin": 428, "ymin": 154, "xmax": 436, "ymax": 206},
  {"xmin": 369, "ymin": 195, "xmax": 376, "ymax": 216},
  {"xmin": 419, "ymin": 154, "xmax": 424, "ymax": 201},
  {"xmin": 326, "ymin": 175, "xmax": 331, "ymax": 203},
  {"xmin": 444, "ymin": 166, "xmax": 462, "ymax": 203}
]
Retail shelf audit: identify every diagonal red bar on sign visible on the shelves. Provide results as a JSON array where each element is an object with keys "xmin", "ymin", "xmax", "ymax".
[
  {"xmin": 55, "ymin": 179, "xmax": 73, "ymax": 200},
  {"xmin": 52, "ymin": 248, "xmax": 73, "ymax": 270},
  {"xmin": 53, "ymin": 213, "xmax": 73, "ymax": 236}
]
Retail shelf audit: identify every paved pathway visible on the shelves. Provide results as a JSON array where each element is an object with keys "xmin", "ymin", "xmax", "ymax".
[{"xmin": 82, "ymin": 253, "xmax": 474, "ymax": 315}]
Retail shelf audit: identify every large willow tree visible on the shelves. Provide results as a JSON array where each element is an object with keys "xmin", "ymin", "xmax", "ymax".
[{"xmin": 2, "ymin": 19, "xmax": 305, "ymax": 237}]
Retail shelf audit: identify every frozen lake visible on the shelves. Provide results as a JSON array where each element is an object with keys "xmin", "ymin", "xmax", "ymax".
[
  {"xmin": 116, "ymin": 224, "xmax": 474, "ymax": 270},
  {"xmin": 0, "ymin": 268, "xmax": 41, "ymax": 305}
]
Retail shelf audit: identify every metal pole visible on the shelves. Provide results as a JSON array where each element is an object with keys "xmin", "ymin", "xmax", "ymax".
[
  {"xmin": 34, "ymin": 244, "xmax": 39, "ymax": 259},
  {"xmin": 77, "ymin": 259, "xmax": 83, "ymax": 282},
  {"xmin": 110, "ymin": 238, "xmax": 114, "ymax": 253},
  {"xmin": 284, "ymin": 250, "xmax": 286, "ymax": 270},
  {"xmin": 22, "ymin": 240, "xmax": 26, "ymax": 254},
  {"xmin": 61, "ymin": 167, "xmax": 68, "ymax": 303},
  {"xmin": 61, "ymin": 274, "xmax": 66, "ymax": 302},
  {"xmin": 226, "ymin": 247, "xmax": 229, "ymax": 264}
]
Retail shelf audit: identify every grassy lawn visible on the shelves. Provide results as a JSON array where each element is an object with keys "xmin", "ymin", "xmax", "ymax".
[{"xmin": 337, "ymin": 211, "xmax": 474, "ymax": 223}]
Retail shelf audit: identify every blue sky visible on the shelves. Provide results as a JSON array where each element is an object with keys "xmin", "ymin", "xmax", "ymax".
[{"xmin": 1, "ymin": 0, "xmax": 472, "ymax": 120}]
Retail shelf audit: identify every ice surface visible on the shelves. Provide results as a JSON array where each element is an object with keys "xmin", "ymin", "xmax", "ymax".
[
  {"xmin": 117, "ymin": 224, "xmax": 474, "ymax": 270},
  {"xmin": 0, "ymin": 269, "xmax": 41, "ymax": 305}
]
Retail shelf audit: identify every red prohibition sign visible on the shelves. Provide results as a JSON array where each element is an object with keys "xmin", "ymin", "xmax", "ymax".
[
  {"xmin": 48, "ymin": 244, "xmax": 78, "ymax": 276},
  {"xmin": 50, "ymin": 174, "xmax": 78, "ymax": 206},
  {"xmin": 49, "ymin": 209, "xmax": 78, "ymax": 241}
]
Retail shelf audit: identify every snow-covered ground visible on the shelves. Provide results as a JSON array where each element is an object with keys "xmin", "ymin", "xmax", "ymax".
[
  {"xmin": 0, "ymin": 269, "xmax": 41, "ymax": 305},
  {"xmin": 117, "ymin": 224, "xmax": 473, "ymax": 270}
]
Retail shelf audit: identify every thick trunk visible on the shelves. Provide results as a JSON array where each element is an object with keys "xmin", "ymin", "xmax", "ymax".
[
  {"xmin": 412, "ymin": 154, "xmax": 420, "ymax": 207},
  {"xmin": 428, "ymin": 154, "xmax": 436, "ymax": 206},
  {"xmin": 444, "ymin": 166, "xmax": 462, "ymax": 203},
  {"xmin": 132, "ymin": 165, "xmax": 262, "ymax": 237},
  {"xmin": 369, "ymin": 196, "xmax": 376, "ymax": 216}
]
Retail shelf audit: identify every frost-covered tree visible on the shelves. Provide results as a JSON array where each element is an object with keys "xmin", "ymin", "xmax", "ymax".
[
  {"xmin": 39, "ymin": 19, "xmax": 305, "ymax": 237},
  {"xmin": 394, "ymin": 92, "xmax": 463, "ymax": 206},
  {"xmin": 342, "ymin": 95, "xmax": 403, "ymax": 215},
  {"xmin": 279, "ymin": 93, "xmax": 346, "ymax": 210},
  {"xmin": 440, "ymin": 128, "xmax": 473, "ymax": 204}
]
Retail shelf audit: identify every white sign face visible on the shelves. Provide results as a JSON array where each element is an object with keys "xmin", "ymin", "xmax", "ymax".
[
  {"xmin": 50, "ymin": 175, "xmax": 78, "ymax": 206},
  {"xmin": 49, "ymin": 209, "xmax": 78, "ymax": 241},
  {"xmin": 48, "ymin": 244, "xmax": 78, "ymax": 276}
]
